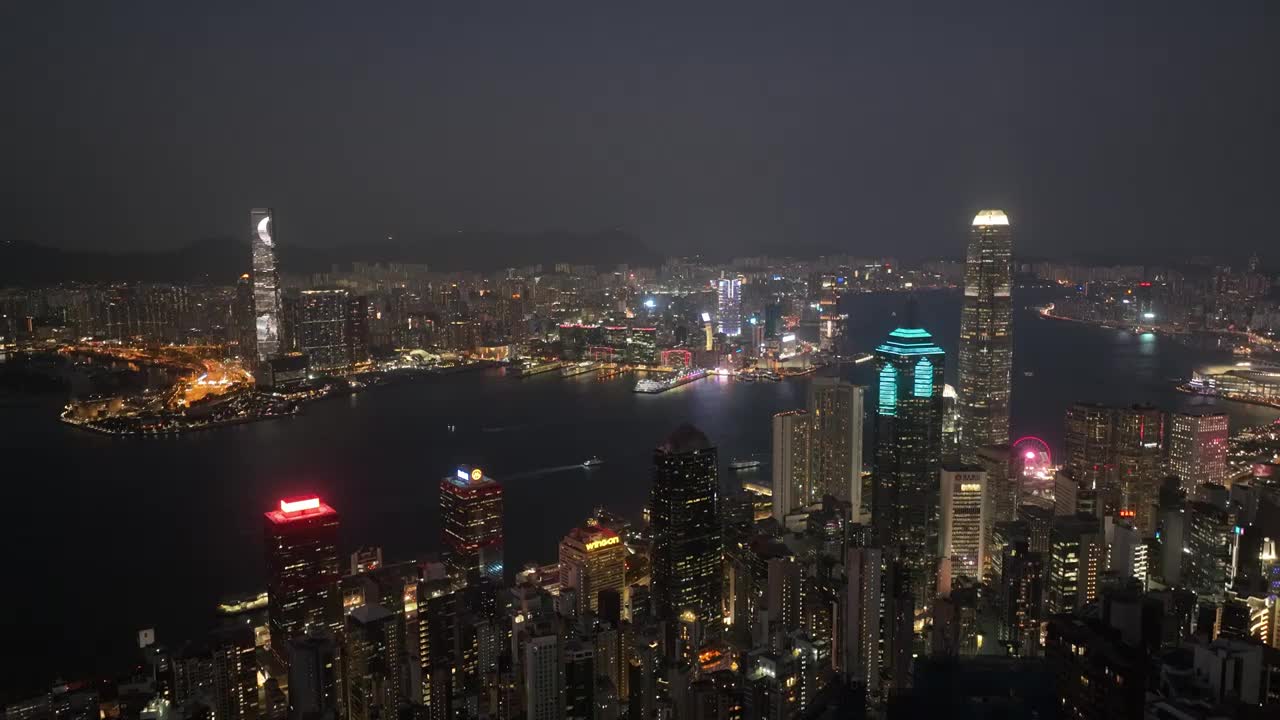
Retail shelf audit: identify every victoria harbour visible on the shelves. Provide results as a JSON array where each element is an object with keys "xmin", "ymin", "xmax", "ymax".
[{"xmin": 3, "ymin": 288, "xmax": 1274, "ymax": 692}]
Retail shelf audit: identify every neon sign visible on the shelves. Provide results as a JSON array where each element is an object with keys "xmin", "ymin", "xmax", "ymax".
[
  {"xmin": 280, "ymin": 497, "xmax": 320, "ymax": 514},
  {"xmin": 585, "ymin": 536, "xmax": 621, "ymax": 551}
]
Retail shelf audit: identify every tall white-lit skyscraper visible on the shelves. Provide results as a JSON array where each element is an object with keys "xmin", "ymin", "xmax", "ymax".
[
  {"xmin": 771, "ymin": 410, "xmax": 812, "ymax": 521},
  {"xmin": 251, "ymin": 208, "xmax": 282, "ymax": 362},
  {"xmin": 957, "ymin": 209, "xmax": 1013, "ymax": 463},
  {"xmin": 717, "ymin": 276, "xmax": 742, "ymax": 337},
  {"xmin": 807, "ymin": 378, "xmax": 865, "ymax": 513},
  {"xmin": 938, "ymin": 465, "xmax": 988, "ymax": 592},
  {"xmin": 1168, "ymin": 411, "xmax": 1229, "ymax": 492}
]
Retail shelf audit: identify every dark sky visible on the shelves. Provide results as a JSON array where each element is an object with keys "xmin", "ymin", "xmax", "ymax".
[{"xmin": 2, "ymin": 1, "xmax": 1275, "ymax": 261}]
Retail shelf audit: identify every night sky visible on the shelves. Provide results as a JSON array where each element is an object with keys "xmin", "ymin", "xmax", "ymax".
[{"xmin": 2, "ymin": 1, "xmax": 1275, "ymax": 261}]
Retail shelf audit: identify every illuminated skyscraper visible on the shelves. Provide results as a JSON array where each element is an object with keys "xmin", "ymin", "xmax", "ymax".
[
  {"xmin": 264, "ymin": 496, "xmax": 342, "ymax": 659},
  {"xmin": 873, "ymin": 312, "xmax": 946, "ymax": 600},
  {"xmin": 250, "ymin": 208, "xmax": 282, "ymax": 362},
  {"xmin": 1064, "ymin": 403, "xmax": 1115, "ymax": 490},
  {"xmin": 299, "ymin": 289, "xmax": 350, "ymax": 370},
  {"xmin": 807, "ymin": 378, "xmax": 865, "ymax": 513},
  {"xmin": 1112, "ymin": 405, "xmax": 1164, "ymax": 536},
  {"xmin": 440, "ymin": 466, "xmax": 504, "ymax": 583},
  {"xmin": 1046, "ymin": 516, "xmax": 1103, "ymax": 614},
  {"xmin": 1168, "ymin": 411, "xmax": 1229, "ymax": 492},
  {"xmin": 957, "ymin": 209, "xmax": 1013, "ymax": 463},
  {"xmin": 771, "ymin": 410, "xmax": 812, "ymax": 521},
  {"xmin": 650, "ymin": 425, "xmax": 722, "ymax": 629},
  {"xmin": 558, "ymin": 520, "xmax": 626, "ymax": 617},
  {"xmin": 938, "ymin": 465, "xmax": 988, "ymax": 591},
  {"xmin": 717, "ymin": 276, "xmax": 742, "ymax": 337},
  {"xmin": 1184, "ymin": 501, "xmax": 1237, "ymax": 600}
]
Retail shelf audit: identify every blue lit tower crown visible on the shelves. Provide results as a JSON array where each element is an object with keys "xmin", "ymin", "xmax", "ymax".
[{"xmin": 872, "ymin": 307, "xmax": 946, "ymax": 600}]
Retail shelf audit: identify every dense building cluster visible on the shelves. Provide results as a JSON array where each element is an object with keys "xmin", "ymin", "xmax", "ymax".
[{"xmin": 6, "ymin": 210, "xmax": 1280, "ymax": 720}]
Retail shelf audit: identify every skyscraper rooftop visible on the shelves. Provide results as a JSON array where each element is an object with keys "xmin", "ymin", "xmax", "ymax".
[
  {"xmin": 659, "ymin": 423, "xmax": 712, "ymax": 454},
  {"xmin": 972, "ymin": 209, "xmax": 1010, "ymax": 226}
]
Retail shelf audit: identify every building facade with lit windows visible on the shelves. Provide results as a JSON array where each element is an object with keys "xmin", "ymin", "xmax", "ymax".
[
  {"xmin": 957, "ymin": 209, "xmax": 1013, "ymax": 463},
  {"xmin": 299, "ymin": 289, "xmax": 350, "ymax": 371},
  {"xmin": 1064, "ymin": 403, "xmax": 1115, "ymax": 491},
  {"xmin": 558, "ymin": 521, "xmax": 626, "ymax": 617},
  {"xmin": 650, "ymin": 424, "xmax": 722, "ymax": 631},
  {"xmin": 939, "ymin": 465, "xmax": 988, "ymax": 590},
  {"xmin": 717, "ymin": 276, "xmax": 742, "ymax": 337},
  {"xmin": 1112, "ymin": 405, "xmax": 1164, "ymax": 537},
  {"xmin": 873, "ymin": 315, "xmax": 946, "ymax": 600},
  {"xmin": 1168, "ymin": 411, "xmax": 1229, "ymax": 492},
  {"xmin": 807, "ymin": 378, "xmax": 865, "ymax": 512},
  {"xmin": 1046, "ymin": 516, "xmax": 1103, "ymax": 615},
  {"xmin": 770, "ymin": 410, "xmax": 812, "ymax": 521},
  {"xmin": 440, "ymin": 467, "xmax": 504, "ymax": 583},
  {"xmin": 263, "ymin": 496, "xmax": 342, "ymax": 659},
  {"xmin": 250, "ymin": 208, "xmax": 282, "ymax": 362},
  {"xmin": 1185, "ymin": 500, "xmax": 1237, "ymax": 601}
]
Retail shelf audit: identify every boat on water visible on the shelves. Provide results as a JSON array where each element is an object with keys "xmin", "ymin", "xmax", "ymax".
[
  {"xmin": 633, "ymin": 368, "xmax": 708, "ymax": 394},
  {"xmin": 728, "ymin": 459, "xmax": 762, "ymax": 470},
  {"xmin": 739, "ymin": 374, "xmax": 756, "ymax": 382},
  {"xmin": 582, "ymin": 456, "xmax": 604, "ymax": 468}
]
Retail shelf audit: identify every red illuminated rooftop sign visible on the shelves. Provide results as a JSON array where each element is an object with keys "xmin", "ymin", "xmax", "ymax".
[
  {"xmin": 280, "ymin": 497, "xmax": 320, "ymax": 514},
  {"xmin": 266, "ymin": 495, "xmax": 336, "ymax": 524}
]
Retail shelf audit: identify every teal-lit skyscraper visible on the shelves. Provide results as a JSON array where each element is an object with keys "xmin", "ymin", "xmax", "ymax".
[{"xmin": 873, "ymin": 310, "xmax": 946, "ymax": 601}]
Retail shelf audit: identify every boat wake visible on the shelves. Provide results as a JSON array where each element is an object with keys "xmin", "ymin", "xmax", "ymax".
[{"xmin": 503, "ymin": 464, "xmax": 586, "ymax": 481}]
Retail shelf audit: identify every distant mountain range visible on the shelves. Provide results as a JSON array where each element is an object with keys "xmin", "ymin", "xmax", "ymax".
[{"xmin": 0, "ymin": 229, "xmax": 662, "ymax": 285}]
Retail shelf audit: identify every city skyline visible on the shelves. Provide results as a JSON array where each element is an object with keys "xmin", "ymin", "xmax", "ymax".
[{"xmin": 5, "ymin": 3, "xmax": 1280, "ymax": 718}]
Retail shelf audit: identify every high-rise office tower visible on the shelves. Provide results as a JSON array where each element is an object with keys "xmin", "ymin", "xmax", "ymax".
[
  {"xmin": 1184, "ymin": 501, "xmax": 1237, "ymax": 600},
  {"xmin": 264, "ymin": 496, "xmax": 341, "ymax": 659},
  {"xmin": 286, "ymin": 630, "xmax": 339, "ymax": 720},
  {"xmin": 563, "ymin": 639, "xmax": 595, "ymax": 720},
  {"xmin": 938, "ymin": 465, "xmax": 988, "ymax": 591},
  {"xmin": 344, "ymin": 604, "xmax": 406, "ymax": 720},
  {"xmin": 808, "ymin": 378, "xmax": 865, "ymax": 511},
  {"xmin": 525, "ymin": 632, "xmax": 563, "ymax": 720},
  {"xmin": 346, "ymin": 295, "xmax": 371, "ymax": 365},
  {"xmin": 842, "ymin": 546, "xmax": 882, "ymax": 695},
  {"xmin": 440, "ymin": 466, "xmax": 504, "ymax": 583},
  {"xmin": 764, "ymin": 303, "xmax": 783, "ymax": 339},
  {"xmin": 873, "ymin": 313, "xmax": 946, "ymax": 600},
  {"xmin": 766, "ymin": 552, "xmax": 803, "ymax": 635},
  {"xmin": 1064, "ymin": 403, "xmax": 1115, "ymax": 490},
  {"xmin": 771, "ymin": 410, "xmax": 812, "ymax": 521},
  {"xmin": 650, "ymin": 425, "xmax": 722, "ymax": 629},
  {"xmin": 210, "ymin": 626, "xmax": 258, "ymax": 720},
  {"xmin": 999, "ymin": 542, "xmax": 1044, "ymax": 657},
  {"xmin": 717, "ymin": 276, "xmax": 742, "ymax": 337},
  {"xmin": 250, "ymin": 208, "xmax": 282, "ymax": 362},
  {"xmin": 957, "ymin": 209, "xmax": 1013, "ymax": 463},
  {"xmin": 232, "ymin": 273, "xmax": 256, "ymax": 359},
  {"xmin": 1112, "ymin": 405, "xmax": 1163, "ymax": 536},
  {"xmin": 558, "ymin": 520, "xmax": 626, "ymax": 617},
  {"xmin": 299, "ymin": 289, "xmax": 349, "ymax": 371},
  {"xmin": 1046, "ymin": 516, "xmax": 1103, "ymax": 615},
  {"xmin": 1168, "ymin": 411, "xmax": 1229, "ymax": 492}
]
